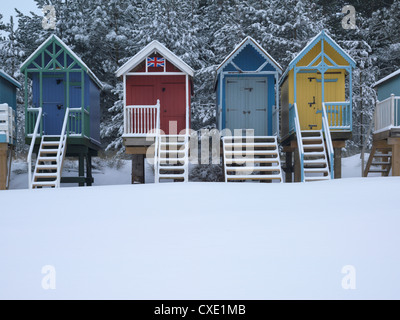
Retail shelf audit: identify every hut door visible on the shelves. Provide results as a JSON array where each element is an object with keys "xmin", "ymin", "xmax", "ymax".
[
  {"xmin": 226, "ymin": 79, "xmax": 246, "ymax": 134},
  {"xmin": 42, "ymin": 76, "xmax": 65, "ymax": 135},
  {"xmin": 160, "ymin": 79, "xmax": 186, "ymax": 135},
  {"xmin": 297, "ymin": 73, "xmax": 320, "ymax": 131},
  {"xmin": 246, "ymin": 78, "xmax": 268, "ymax": 136}
]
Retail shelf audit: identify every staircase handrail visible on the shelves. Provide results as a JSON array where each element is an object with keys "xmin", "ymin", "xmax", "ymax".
[
  {"xmin": 55, "ymin": 107, "xmax": 70, "ymax": 187},
  {"xmin": 293, "ymin": 103, "xmax": 305, "ymax": 182},
  {"xmin": 154, "ymin": 100, "xmax": 161, "ymax": 184},
  {"xmin": 322, "ymin": 103, "xmax": 335, "ymax": 179},
  {"xmin": 27, "ymin": 108, "xmax": 43, "ymax": 190}
]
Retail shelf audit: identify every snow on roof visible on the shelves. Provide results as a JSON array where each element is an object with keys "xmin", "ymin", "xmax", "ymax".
[
  {"xmin": 0, "ymin": 70, "xmax": 21, "ymax": 88},
  {"xmin": 280, "ymin": 30, "xmax": 356, "ymax": 84},
  {"xmin": 374, "ymin": 69, "xmax": 400, "ymax": 88},
  {"xmin": 116, "ymin": 40, "xmax": 195, "ymax": 78},
  {"xmin": 216, "ymin": 36, "xmax": 283, "ymax": 73},
  {"xmin": 20, "ymin": 34, "xmax": 103, "ymax": 89}
]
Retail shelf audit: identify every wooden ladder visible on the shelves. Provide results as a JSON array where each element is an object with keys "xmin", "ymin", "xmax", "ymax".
[{"xmin": 364, "ymin": 141, "xmax": 392, "ymax": 177}]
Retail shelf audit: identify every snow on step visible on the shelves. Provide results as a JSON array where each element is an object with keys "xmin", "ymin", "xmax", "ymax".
[
  {"xmin": 299, "ymin": 130, "xmax": 332, "ymax": 183},
  {"xmin": 222, "ymin": 136, "xmax": 283, "ymax": 183},
  {"xmin": 155, "ymin": 135, "xmax": 189, "ymax": 183}
]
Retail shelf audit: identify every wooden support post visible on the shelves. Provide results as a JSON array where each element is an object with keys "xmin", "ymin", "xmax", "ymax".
[
  {"xmin": 132, "ymin": 154, "xmax": 145, "ymax": 184},
  {"xmin": 79, "ymin": 153, "xmax": 85, "ymax": 187},
  {"xmin": 0, "ymin": 144, "xmax": 8, "ymax": 190},
  {"xmin": 86, "ymin": 154, "xmax": 93, "ymax": 186},
  {"xmin": 334, "ymin": 148, "xmax": 342, "ymax": 179},
  {"xmin": 388, "ymin": 138, "xmax": 400, "ymax": 176},
  {"xmin": 285, "ymin": 152, "xmax": 293, "ymax": 183},
  {"xmin": 294, "ymin": 149, "xmax": 301, "ymax": 183}
]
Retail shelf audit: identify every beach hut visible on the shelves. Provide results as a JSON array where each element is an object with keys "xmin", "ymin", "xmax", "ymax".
[
  {"xmin": 20, "ymin": 35, "xmax": 103, "ymax": 189},
  {"xmin": 0, "ymin": 70, "xmax": 21, "ymax": 190},
  {"xmin": 215, "ymin": 37, "xmax": 284, "ymax": 183},
  {"xmin": 116, "ymin": 41, "xmax": 194, "ymax": 183},
  {"xmin": 363, "ymin": 70, "xmax": 400, "ymax": 177},
  {"xmin": 280, "ymin": 30, "xmax": 356, "ymax": 182}
]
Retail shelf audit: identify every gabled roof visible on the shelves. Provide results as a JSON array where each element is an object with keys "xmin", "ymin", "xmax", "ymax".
[
  {"xmin": 116, "ymin": 40, "xmax": 194, "ymax": 77},
  {"xmin": 217, "ymin": 36, "xmax": 283, "ymax": 74},
  {"xmin": 374, "ymin": 69, "xmax": 400, "ymax": 88},
  {"xmin": 280, "ymin": 30, "xmax": 356, "ymax": 83},
  {"xmin": 0, "ymin": 70, "xmax": 21, "ymax": 89},
  {"xmin": 20, "ymin": 34, "xmax": 103, "ymax": 89}
]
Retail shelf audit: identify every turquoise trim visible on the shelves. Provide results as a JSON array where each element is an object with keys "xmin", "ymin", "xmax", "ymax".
[
  {"xmin": 0, "ymin": 70, "xmax": 21, "ymax": 89},
  {"xmin": 0, "ymin": 134, "xmax": 7, "ymax": 143}
]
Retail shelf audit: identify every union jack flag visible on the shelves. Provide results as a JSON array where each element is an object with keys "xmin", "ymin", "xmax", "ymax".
[{"xmin": 147, "ymin": 57, "xmax": 165, "ymax": 68}]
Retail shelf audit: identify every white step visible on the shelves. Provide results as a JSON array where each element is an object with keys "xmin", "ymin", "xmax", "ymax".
[
  {"xmin": 304, "ymin": 152, "xmax": 326, "ymax": 157},
  {"xmin": 304, "ymin": 159, "xmax": 327, "ymax": 165},
  {"xmin": 158, "ymin": 174, "xmax": 186, "ymax": 179},
  {"xmin": 301, "ymin": 136, "xmax": 323, "ymax": 141},
  {"xmin": 224, "ymin": 150, "xmax": 279, "ymax": 156},
  {"xmin": 227, "ymin": 175, "xmax": 282, "ymax": 181},
  {"xmin": 225, "ymin": 158, "xmax": 280, "ymax": 164},
  {"xmin": 224, "ymin": 143, "xmax": 278, "ymax": 148},
  {"xmin": 34, "ymin": 173, "xmax": 58, "ymax": 178},
  {"xmin": 303, "ymin": 144, "xmax": 324, "ymax": 149},
  {"xmin": 41, "ymin": 142, "xmax": 61, "ymax": 147},
  {"xmin": 226, "ymin": 167, "xmax": 281, "ymax": 172},
  {"xmin": 304, "ymin": 176, "xmax": 330, "ymax": 182},
  {"xmin": 304, "ymin": 168, "xmax": 329, "ymax": 173},
  {"xmin": 32, "ymin": 181, "xmax": 57, "ymax": 187},
  {"xmin": 158, "ymin": 166, "xmax": 186, "ymax": 170},
  {"xmin": 38, "ymin": 157, "xmax": 58, "ymax": 162}
]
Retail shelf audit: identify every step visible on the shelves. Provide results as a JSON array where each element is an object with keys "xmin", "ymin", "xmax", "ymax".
[
  {"xmin": 224, "ymin": 143, "xmax": 278, "ymax": 148},
  {"xmin": 303, "ymin": 152, "xmax": 326, "ymax": 157},
  {"xmin": 158, "ymin": 166, "xmax": 186, "ymax": 171},
  {"xmin": 368, "ymin": 169, "xmax": 389, "ymax": 173},
  {"xmin": 159, "ymin": 149, "xmax": 186, "ymax": 154},
  {"xmin": 303, "ymin": 144, "xmax": 325, "ymax": 149},
  {"xmin": 36, "ymin": 164, "xmax": 58, "ymax": 170},
  {"xmin": 371, "ymin": 162, "xmax": 391, "ymax": 166},
  {"xmin": 301, "ymin": 138, "xmax": 323, "ymax": 143},
  {"xmin": 225, "ymin": 159, "xmax": 280, "ymax": 164},
  {"xmin": 304, "ymin": 168, "xmax": 330, "ymax": 173},
  {"xmin": 160, "ymin": 142, "xmax": 187, "ymax": 146},
  {"xmin": 226, "ymin": 175, "xmax": 282, "ymax": 181},
  {"xmin": 374, "ymin": 153, "xmax": 392, "ymax": 158},
  {"xmin": 32, "ymin": 181, "xmax": 57, "ymax": 187},
  {"xmin": 38, "ymin": 157, "xmax": 58, "ymax": 162},
  {"xmin": 304, "ymin": 176, "xmax": 330, "ymax": 182},
  {"xmin": 158, "ymin": 174, "xmax": 186, "ymax": 179},
  {"xmin": 226, "ymin": 167, "xmax": 281, "ymax": 172},
  {"xmin": 304, "ymin": 159, "xmax": 328, "ymax": 165},
  {"xmin": 39, "ymin": 149, "xmax": 59, "ymax": 154},
  {"xmin": 34, "ymin": 173, "xmax": 58, "ymax": 179},
  {"xmin": 41, "ymin": 141, "xmax": 61, "ymax": 146},
  {"xmin": 224, "ymin": 150, "xmax": 278, "ymax": 156}
]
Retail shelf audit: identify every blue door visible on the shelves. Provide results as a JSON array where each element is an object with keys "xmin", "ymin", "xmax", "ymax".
[
  {"xmin": 225, "ymin": 77, "xmax": 268, "ymax": 136},
  {"xmin": 42, "ymin": 76, "xmax": 65, "ymax": 135}
]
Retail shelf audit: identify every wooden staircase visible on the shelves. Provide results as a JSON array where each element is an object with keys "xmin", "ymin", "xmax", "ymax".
[
  {"xmin": 300, "ymin": 130, "xmax": 331, "ymax": 182},
  {"xmin": 31, "ymin": 135, "xmax": 67, "ymax": 189},
  {"xmin": 364, "ymin": 141, "xmax": 392, "ymax": 177},
  {"xmin": 222, "ymin": 136, "xmax": 283, "ymax": 183},
  {"xmin": 155, "ymin": 135, "xmax": 189, "ymax": 183}
]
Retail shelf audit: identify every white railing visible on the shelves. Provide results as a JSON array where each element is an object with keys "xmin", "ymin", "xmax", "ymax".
[
  {"xmin": 322, "ymin": 103, "xmax": 335, "ymax": 179},
  {"xmin": 375, "ymin": 95, "xmax": 400, "ymax": 133},
  {"xmin": 0, "ymin": 104, "xmax": 15, "ymax": 144},
  {"xmin": 55, "ymin": 107, "xmax": 70, "ymax": 187},
  {"xmin": 293, "ymin": 103, "xmax": 305, "ymax": 182},
  {"xmin": 27, "ymin": 108, "xmax": 43, "ymax": 189},
  {"xmin": 124, "ymin": 101, "xmax": 160, "ymax": 137}
]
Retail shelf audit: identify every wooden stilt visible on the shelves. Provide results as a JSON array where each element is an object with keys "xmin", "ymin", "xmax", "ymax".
[
  {"xmin": 294, "ymin": 149, "xmax": 301, "ymax": 183},
  {"xmin": 86, "ymin": 154, "xmax": 93, "ymax": 186},
  {"xmin": 79, "ymin": 153, "xmax": 85, "ymax": 187},
  {"xmin": 285, "ymin": 152, "xmax": 293, "ymax": 183},
  {"xmin": 389, "ymin": 138, "xmax": 400, "ymax": 176},
  {"xmin": 132, "ymin": 154, "xmax": 145, "ymax": 184},
  {"xmin": 0, "ymin": 144, "xmax": 8, "ymax": 190},
  {"xmin": 334, "ymin": 148, "xmax": 342, "ymax": 179}
]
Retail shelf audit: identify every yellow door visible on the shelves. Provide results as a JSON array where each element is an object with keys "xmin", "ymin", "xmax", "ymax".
[
  {"xmin": 297, "ymin": 73, "xmax": 320, "ymax": 130},
  {"xmin": 297, "ymin": 72, "xmax": 345, "ymax": 130}
]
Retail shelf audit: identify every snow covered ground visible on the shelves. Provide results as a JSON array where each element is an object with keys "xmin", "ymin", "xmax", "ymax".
[{"xmin": 1, "ymin": 155, "xmax": 399, "ymax": 299}]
